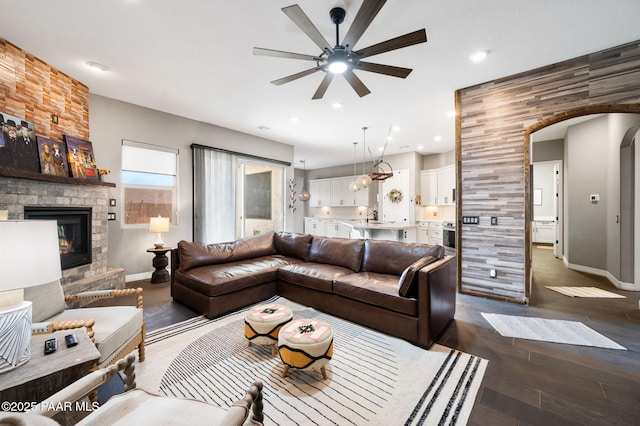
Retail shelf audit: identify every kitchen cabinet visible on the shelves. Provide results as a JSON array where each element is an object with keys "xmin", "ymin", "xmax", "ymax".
[
  {"xmin": 532, "ymin": 220, "xmax": 556, "ymax": 244},
  {"xmin": 437, "ymin": 165, "xmax": 455, "ymax": 205},
  {"xmin": 304, "ymin": 218, "xmax": 326, "ymax": 236},
  {"xmin": 417, "ymin": 223, "xmax": 430, "ymax": 244},
  {"xmin": 309, "ymin": 180, "xmax": 331, "ymax": 207},
  {"xmin": 330, "ymin": 177, "xmax": 354, "ymax": 206},
  {"xmin": 325, "ymin": 220, "xmax": 351, "ymax": 238},
  {"xmin": 419, "ymin": 170, "xmax": 438, "ymax": 206},
  {"xmin": 309, "ymin": 177, "xmax": 375, "ymax": 207},
  {"xmin": 429, "ymin": 222, "xmax": 443, "ymax": 246}
]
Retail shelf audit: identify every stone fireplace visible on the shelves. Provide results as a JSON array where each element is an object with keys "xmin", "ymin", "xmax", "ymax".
[
  {"xmin": 24, "ymin": 206, "xmax": 92, "ymax": 270},
  {"xmin": 0, "ymin": 170, "xmax": 124, "ymax": 294}
]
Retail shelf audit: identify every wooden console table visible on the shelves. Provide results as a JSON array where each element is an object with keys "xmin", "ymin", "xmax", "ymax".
[{"xmin": 0, "ymin": 330, "xmax": 100, "ymax": 403}]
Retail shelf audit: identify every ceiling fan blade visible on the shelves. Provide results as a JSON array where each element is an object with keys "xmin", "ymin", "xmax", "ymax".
[
  {"xmin": 282, "ymin": 4, "xmax": 333, "ymax": 53},
  {"xmin": 343, "ymin": 69, "xmax": 371, "ymax": 98},
  {"xmin": 355, "ymin": 29, "xmax": 427, "ymax": 59},
  {"xmin": 253, "ymin": 47, "xmax": 318, "ymax": 61},
  {"xmin": 354, "ymin": 61, "xmax": 413, "ymax": 78},
  {"xmin": 312, "ymin": 73, "xmax": 334, "ymax": 100},
  {"xmin": 342, "ymin": 0, "xmax": 387, "ymax": 51},
  {"xmin": 270, "ymin": 67, "xmax": 320, "ymax": 86}
]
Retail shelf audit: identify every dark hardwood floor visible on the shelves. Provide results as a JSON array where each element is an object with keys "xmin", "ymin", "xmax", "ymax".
[{"xmin": 117, "ymin": 246, "xmax": 640, "ymax": 425}]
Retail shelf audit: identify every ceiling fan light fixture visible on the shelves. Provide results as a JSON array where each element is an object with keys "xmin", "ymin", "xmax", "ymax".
[{"xmin": 328, "ymin": 61, "xmax": 348, "ymax": 74}]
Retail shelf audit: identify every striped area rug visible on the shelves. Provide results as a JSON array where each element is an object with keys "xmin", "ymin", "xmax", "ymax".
[
  {"xmin": 136, "ymin": 297, "xmax": 487, "ymax": 425},
  {"xmin": 545, "ymin": 286, "xmax": 626, "ymax": 298}
]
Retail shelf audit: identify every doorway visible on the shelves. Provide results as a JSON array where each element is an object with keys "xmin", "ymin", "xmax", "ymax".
[
  {"xmin": 238, "ymin": 160, "xmax": 285, "ymax": 239},
  {"xmin": 527, "ymin": 110, "xmax": 640, "ymax": 296}
]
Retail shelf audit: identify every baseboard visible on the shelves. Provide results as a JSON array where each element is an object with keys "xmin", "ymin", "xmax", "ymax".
[
  {"xmin": 125, "ymin": 271, "xmax": 153, "ymax": 282},
  {"xmin": 564, "ymin": 262, "xmax": 638, "ymax": 291}
]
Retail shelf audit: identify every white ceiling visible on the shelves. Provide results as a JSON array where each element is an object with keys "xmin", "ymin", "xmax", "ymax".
[{"xmin": 3, "ymin": 0, "xmax": 640, "ymax": 169}]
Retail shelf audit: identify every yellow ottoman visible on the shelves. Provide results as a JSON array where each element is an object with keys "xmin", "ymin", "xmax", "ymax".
[
  {"xmin": 244, "ymin": 303, "xmax": 293, "ymax": 357},
  {"xmin": 278, "ymin": 318, "xmax": 333, "ymax": 380}
]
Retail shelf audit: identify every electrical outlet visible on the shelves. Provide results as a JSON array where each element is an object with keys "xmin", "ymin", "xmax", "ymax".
[{"xmin": 491, "ymin": 216, "xmax": 498, "ymax": 225}]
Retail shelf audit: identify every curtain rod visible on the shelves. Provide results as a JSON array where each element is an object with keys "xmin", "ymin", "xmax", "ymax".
[{"xmin": 191, "ymin": 143, "xmax": 292, "ymax": 167}]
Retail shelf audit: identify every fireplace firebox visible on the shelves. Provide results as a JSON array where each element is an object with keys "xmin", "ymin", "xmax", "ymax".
[{"xmin": 24, "ymin": 206, "xmax": 92, "ymax": 270}]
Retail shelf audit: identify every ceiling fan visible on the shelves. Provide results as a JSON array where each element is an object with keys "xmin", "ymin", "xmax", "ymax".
[{"xmin": 253, "ymin": 0, "xmax": 427, "ymax": 99}]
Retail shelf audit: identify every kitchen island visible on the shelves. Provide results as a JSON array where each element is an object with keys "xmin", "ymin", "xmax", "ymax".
[{"xmin": 346, "ymin": 220, "xmax": 418, "ymax": 242}]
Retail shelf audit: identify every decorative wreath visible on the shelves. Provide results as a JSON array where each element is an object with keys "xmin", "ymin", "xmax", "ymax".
[{"xmin": 387, "ymin": 188, "xmax": 403, "ymax": 204}]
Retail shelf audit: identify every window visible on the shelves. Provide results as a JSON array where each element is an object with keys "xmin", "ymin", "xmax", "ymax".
[{"xmin": 121, "ymin": 140, "xmax": 178, "ymax": 226}]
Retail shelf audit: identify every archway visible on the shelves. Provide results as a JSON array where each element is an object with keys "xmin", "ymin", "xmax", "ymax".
[{"xmin": 523, "ymin": 104, "xmax": 640, "ymax": 297}]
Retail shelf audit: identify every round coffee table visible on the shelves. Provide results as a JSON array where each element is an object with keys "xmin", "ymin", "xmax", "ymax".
[
  {"xmin": 277, "ymin": 318, "xmax": 333, "ymax": 380},
  {"xmin": 244, "ymin": 303, "xmax": 293, "ymax": 357}
]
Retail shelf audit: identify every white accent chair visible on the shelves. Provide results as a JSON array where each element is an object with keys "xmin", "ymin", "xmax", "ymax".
[
  {"xmin": 24, "ymin": 280, "xmax": 145, "ymax": 367},
  {"xmin": 0, "ymin": 354, "xmax": 265, "ymax": 426}
]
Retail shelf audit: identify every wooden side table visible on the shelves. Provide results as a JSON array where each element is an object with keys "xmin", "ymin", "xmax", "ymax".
[
  {"xmin": 0, "ymin": 330, "xmax": 100, "ymax": 403},
  {"xmin": 147, "ymin": 247, "xmax": 172, "ymax": 284}
]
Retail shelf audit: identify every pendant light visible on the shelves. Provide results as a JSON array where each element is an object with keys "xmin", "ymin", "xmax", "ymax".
[
  {"xmin": 349, "ymin": 142, "xmax": 361, "ymax": 192},
  {"xmin": 298, "ymin": 160, "xmax": 311, "ymax": 201},
  {"xmin": 358, "ymin": 126, "xmax": 373, "ymax": 188}
]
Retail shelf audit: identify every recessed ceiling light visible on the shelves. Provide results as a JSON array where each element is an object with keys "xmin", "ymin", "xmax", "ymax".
[
  {"xmin": 386, "ymin": 135, "xmax": 393, "ymax": 141},
  {"xmin": 378, "ymin": 147, "xmax": 384, "ymax": 152},
  {"xmin": 291, "ymin": 117, "xmax": 300, "ymax": 123},
  {"xmin": 257, "ymin": 125, "xmax": 270, "ymax": 130},
  {"xmin": 417, "ymin": 145, "xmax": 424, "ymax": 150},
  {"xmin": 446, "ymin": 111, "xmax": 456, "ymax": 117},
  {"xmin": 391, "ymin": 125, "xmax": 401, "ymax": 131},
  {"xmin": 469, "ymin": 50, "xmax": 489, "ymax": 63},
  {"xmin": 85, "ymin": 61, "xmax": 109, "ymax": 72},
  {"xmin": 331, "ymin": 102, "xmax": 342, "ymax": 109},
  {"xmin": 434, "ymin": 135, "xmax": 442, "ymax": 141}
]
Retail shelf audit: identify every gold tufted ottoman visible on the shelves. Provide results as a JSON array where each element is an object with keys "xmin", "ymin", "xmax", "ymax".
[
  {"xmin": 244, "ymin": 303, "xmax": 293, "ymax": 357},
  {"xmin": 277, "ymin": 318, "xmax": 333, "ymax": 380}
]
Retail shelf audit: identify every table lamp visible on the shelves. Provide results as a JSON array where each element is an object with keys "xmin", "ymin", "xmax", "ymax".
[
  {"xmin": 149, "ymin": 216, "xmax": 170, "ymax": 248},
  {"xmin": 0, "ymin": 220, "xmax": 61, "ymax": 373}
]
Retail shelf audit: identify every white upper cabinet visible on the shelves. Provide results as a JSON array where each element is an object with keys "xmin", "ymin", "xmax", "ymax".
[
  {"xmin": 419, "ymin": 169, "xmax": 438, "ymax": 206},
  {"xmin": 437, "ymin": 165, "xmax": 455, "ymax": 205}
]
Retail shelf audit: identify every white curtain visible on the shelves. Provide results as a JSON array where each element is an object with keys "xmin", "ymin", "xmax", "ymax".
[{"xmin": 193, "ymin": 146, "xmax": 237, "ymax": 243}]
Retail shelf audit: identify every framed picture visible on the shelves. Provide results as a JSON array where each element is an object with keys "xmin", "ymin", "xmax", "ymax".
[
  {"xmin": 0, "ymin": 112, "xmax": 39, "ymax": 173},
  {"xmin": 37, "ymin": 136, "xmax": 70, "ymax": 177},
  {"xmin": 64, "ymin": 135, "xmax": 98, "ymax": 180}
]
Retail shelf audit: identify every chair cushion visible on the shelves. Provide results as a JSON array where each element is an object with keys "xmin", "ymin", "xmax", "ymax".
[
  {"xmin": 76, "ymin": 389, "xmax": 240, "ymax": 426},
  {"xmin": 178, "ymin": 232, "xmax": 276, "ymax": 271},
  {"xmin": 24, "ymin": 280, "xmax": 66, "ymax": 323},
  {"xmin": 333, "ymin": 272, "xmax": 417, "ymax": 316},
  {"xmin": 308, "ymin": 237, "xmax": 365, "ymax": 272},
  {"xmin": 274, "ymin": 231, "xmax": 313, "ymax": 261},
  {"xmin": 398, "ymin": 256, "xmax": 438, "ymax": 297},
  {"xmin": 277, "ymin": 262, "xmax": 353, "ymax": 293},
  {"xmin": 175, "ymin": 255, "xmax": 301, "ymax": 297},
  {"xmin": 49, "ymin": 306, "xmax": 143, "ymax": 365},
  {"xmin": 362, "ymin": 240, "xmax": 443, "ymax": 275}
]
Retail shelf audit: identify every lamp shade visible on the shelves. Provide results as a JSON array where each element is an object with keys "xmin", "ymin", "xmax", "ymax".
[
  {"xmin": 149, "ymin": 216, "xmax": 170, "ymax": 233},
  {"xmin": 0, "ymin": 220, "xmax": 61, "ymax": 292}
]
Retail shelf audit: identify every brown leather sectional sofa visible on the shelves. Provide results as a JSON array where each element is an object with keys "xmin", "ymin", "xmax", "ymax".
[{"xmin": 170, "ymin": 231, "xmax": 456, "ymax": 348}]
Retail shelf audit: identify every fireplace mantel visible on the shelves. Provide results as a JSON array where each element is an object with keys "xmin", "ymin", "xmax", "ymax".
[{"xmin": 0, "ymin": 166, "xmax": 115, "ymax": 188}]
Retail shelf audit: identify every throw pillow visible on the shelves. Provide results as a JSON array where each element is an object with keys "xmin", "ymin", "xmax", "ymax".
[{"xmin": 397, "ymin": 256, "xmax": 436, "ymax": 297}]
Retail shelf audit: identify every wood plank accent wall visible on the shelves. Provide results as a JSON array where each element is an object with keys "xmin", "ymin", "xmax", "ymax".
[
  {"xmin": 0, "ymin": 38, "xmax": 89, "ymax": 141},
  {"xmin": 456, "ymin": 40, "xmax": 640, "ymax": 303}
]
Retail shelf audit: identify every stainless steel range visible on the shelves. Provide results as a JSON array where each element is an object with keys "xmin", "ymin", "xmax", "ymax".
[{"xmin": 443, "ymin": 222, "xmax": 455, "ymax": 256}]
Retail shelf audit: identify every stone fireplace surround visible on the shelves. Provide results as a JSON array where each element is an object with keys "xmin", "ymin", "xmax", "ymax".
[{"xmin": 0, "ymin": 171, "xmax": 124, "ymax": 295}]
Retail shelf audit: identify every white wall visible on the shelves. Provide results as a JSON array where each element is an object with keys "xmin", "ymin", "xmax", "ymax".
[
  {"xmin": 89, "ymin": 95, "xmax": 294, "ymax": 279},
  {"xmin": 565, "ymin": 116, "xmax": 609, "ymax": 270},
  {"xmin": 562, "ymin": 113, "xmax": 640, "ymax": 288},
  {"xmin": 533, "ymin": 162, "xmax": 556, "ymax": 220}
]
